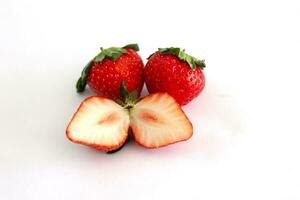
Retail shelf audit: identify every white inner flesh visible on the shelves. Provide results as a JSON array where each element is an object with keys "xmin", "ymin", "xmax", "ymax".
[
  {"xmin": 130, "ymin": 93, "xmax": 192, "ymax": 148},
  {"xmin": 68, "ymin": 98, "xmax": 130, "ymax": 147}
]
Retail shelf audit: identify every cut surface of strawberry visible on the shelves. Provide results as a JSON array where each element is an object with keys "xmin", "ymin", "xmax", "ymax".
[
  {"xmin": 66, "ymin": 96, "xmax": 130, "ymax": 151},
  {"xmin": 67, "ymin": 81, "xmax": 194, "ymax": 152},
  {"xmin": 130, "ymin": 93, "xmax": 193, "ymax": 148}
]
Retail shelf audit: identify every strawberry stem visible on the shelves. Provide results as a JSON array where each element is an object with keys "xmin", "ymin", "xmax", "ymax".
[
  {"xmin": 158, "ymin": 47, "xmax": 206, "ymax": 70},
  {"xmin": 76, "ymin": 60, "xmax": 93, "ymax": 93},
  {"xmin": 123, "ymin": 43, "xmax": 139, "ymax": 51},
  {"xmin": 118, "ymin": 80, "xmax": 139, "ymax": 106}
]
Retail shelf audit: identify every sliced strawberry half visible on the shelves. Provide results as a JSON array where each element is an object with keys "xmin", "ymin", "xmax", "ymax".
[
  {"xmin": 130, "ymin": 93, "xmax": 193, "ymax": 148},
  {"xmin": 66, "ymin": 96, "xmax": 130, "ymax": 151},
  {"xmin": 66, "ymin": 81, "xmax": 194, "ymax": 152}
]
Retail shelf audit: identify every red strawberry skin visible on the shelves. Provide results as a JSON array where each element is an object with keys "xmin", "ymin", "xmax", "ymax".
[
  {"xmin": 87, "ymin": 48, "xmax": 144, "ymax": 99},
  {"xmin": 144, "ymin": 53, "xmax": 205, "ymax": 106}
]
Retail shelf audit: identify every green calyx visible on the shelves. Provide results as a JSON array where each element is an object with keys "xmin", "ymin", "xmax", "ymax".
[
  {"xmin": 107, "ymin": 80, "xmax": 138, "ymax": 154},
  {"xmin": 115, "ymin": 80, "xmax": 139, "ymax": 109},
  {"xmin": 157, "ymin": 47, "xmax": 206, "ymax": 70},
  {"xmin": 123, "ymin": 43, "xmax": 139, "ymax": 51},
  {"xmin": 76, "ymin": 43, "xmax": 139, "ymax": 93}
]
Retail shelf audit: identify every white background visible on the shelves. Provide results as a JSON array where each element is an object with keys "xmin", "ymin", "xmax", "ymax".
[{"xmin": 1, "ymin": 0, "xmax": 300, "ymax": 199}]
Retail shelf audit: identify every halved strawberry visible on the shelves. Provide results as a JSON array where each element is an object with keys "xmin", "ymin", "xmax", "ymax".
[
  {"xmin": 66, "ymin": 81, "xmax": 193, "ymax": 152},
  {"xmin": 66, "ymin": 96, "xmax": 130, "ymax": 151},
  {"xmin": 130, "ymin": 93, "xmax": 193, "ymax": 148}
]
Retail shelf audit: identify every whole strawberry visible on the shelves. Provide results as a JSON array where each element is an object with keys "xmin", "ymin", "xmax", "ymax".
[
  {"xmin": 76, "ymin": 44, "xmax": 144, "ymax": 99},
  {"xmin": 144, "ymin": 47, "xmax": 206, "ymax": 106}
]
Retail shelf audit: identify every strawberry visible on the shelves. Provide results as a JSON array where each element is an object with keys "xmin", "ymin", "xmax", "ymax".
[
  {"xmin": 66, "ymin": 81, "xmax": 193, "ymax": 152},
  {"xmin": 144, "ymin": 47, "xmax": 206, "ymax": 106},
  {"xmin": 66, "ymin": 96, "xmax": 130, "ymax": 151},
  {"xmin": 76, "ymin": 44, "xmax": 144, "ymax": 99},
  {"xmin": 130, "ymin": 92, "xmax": 193, "ymax": 148}
]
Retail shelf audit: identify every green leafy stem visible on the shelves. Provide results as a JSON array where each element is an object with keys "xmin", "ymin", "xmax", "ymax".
[
  {"xmin": 107, "ymin": 80, "xmax": 139, "ymax": 154},
  {"xmin": 156, "ymin": 47, "xmax": 206, "ymax": 70}
]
